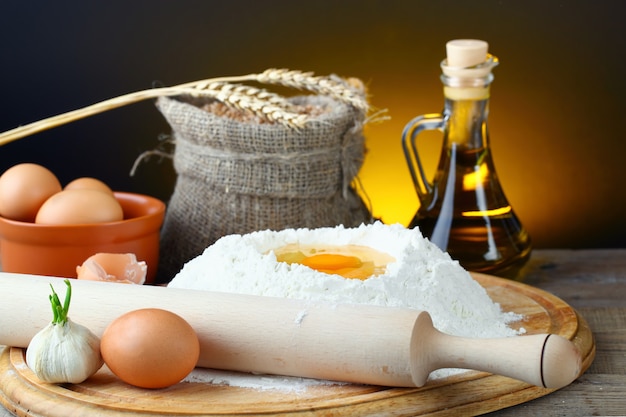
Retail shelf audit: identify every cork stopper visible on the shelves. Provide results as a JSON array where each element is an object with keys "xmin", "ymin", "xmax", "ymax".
[
  {"xmin": 441, "ymin": 39, "xmax": 497, "ymax": 80},
  {"xmin": 446, "ymin": 40, "xmax": 489, "ymax": 68}
]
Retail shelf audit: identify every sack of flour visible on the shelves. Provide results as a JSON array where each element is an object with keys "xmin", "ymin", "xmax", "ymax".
[{"xmin": 154, "ymin": 75, "xmax": 373, "ymax": 281}]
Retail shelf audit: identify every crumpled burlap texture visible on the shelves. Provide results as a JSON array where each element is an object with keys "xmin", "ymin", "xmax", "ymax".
[{"xmin": 155, "ymin": 95, "xmax": 371, "ymax": 281}]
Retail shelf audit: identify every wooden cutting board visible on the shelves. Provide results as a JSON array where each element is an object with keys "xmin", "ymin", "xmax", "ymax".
[{"xmin": 0, "ymin": 273, "xmax": 595, "ymax": 417}]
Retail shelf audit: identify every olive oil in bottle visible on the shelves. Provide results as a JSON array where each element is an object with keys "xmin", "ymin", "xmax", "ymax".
[{"xmin": 402, "ymin": 40, "xmax": 531, "ymax": 279}]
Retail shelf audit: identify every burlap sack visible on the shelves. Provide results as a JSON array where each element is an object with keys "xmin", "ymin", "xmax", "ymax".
[{"xmin": 155, "ymin": 94, "xmax": 372, "ymax": 281}]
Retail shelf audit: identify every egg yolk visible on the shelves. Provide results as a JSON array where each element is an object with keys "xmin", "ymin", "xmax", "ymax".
[{"xmin": 274, "ymin": 244, "xmax": 395, "ymax": 280}]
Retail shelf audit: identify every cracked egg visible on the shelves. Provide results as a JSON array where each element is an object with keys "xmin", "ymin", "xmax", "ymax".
[{"xmin": 273, "ymin": 244, "xmax": 396, "ymax": 280}]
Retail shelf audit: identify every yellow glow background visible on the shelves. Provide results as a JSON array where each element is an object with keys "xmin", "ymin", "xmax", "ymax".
[{"xmin": 1, "ymin": 1, "xmax": 624, "ymax": 249}]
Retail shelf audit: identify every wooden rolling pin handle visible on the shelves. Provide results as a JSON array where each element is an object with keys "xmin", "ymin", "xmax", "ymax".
[{"xmin": 411, "ymin": 312, "xmax": 582, "ymax": 389}]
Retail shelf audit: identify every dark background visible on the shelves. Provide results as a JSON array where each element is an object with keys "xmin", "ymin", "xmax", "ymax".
[{"xmin": 1, "ymin": 1, "xmax": 624, "ymax": 248}]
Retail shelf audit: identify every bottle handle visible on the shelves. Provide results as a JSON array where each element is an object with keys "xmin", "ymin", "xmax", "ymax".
[{"xmin": 401, "ymin": 114, "xmax": 445, "ymax": 202}]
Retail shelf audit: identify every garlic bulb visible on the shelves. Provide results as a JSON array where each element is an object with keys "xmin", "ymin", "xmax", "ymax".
[
  {"xmin": 25, "ymin": 279, "xmax": 103, "ymax": 384},
  {"xmin": 26, "ymin": 318, "xmax": 103, "ymax": 383}
]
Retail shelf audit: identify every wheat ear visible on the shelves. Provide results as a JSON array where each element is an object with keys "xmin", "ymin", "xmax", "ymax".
[
  {"xmin": 176, "ymin": 82, "xmax": 308, "ymax": 128},
  {"xmin": 254, "ymin": 68, "xmax": 369, "ymax": 113}
]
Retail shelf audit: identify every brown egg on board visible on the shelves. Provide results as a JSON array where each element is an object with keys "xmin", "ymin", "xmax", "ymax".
[{"xmin": 100, "ymin": 308, "xmax": 200, "ymax": 389}]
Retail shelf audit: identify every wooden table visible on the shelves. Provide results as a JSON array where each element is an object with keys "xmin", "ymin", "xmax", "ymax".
[
  {"xmin": 1, "ymin": 249, "xmax": 624, "ymax": 416},
  {"xmin": 484, "ymin": 249, "xmax": 626, "ymax": 416}
]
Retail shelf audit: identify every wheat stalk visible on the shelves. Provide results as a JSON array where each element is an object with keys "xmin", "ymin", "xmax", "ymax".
[{"xmin": 0, "ymin": 69, "xmax": 369, "ymax": 146}]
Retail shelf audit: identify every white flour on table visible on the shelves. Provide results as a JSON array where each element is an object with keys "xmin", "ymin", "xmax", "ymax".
[
  {"xmin": 169, "ymin": 222, "xmax": 525, "ymax": 391},
  {"xmin": 182, "ymin": 368, "xmax": 347, "ymax": 393}
]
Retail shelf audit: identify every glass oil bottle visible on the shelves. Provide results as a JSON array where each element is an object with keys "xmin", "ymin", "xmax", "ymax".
[{"xmin": 402, "ymin": 40, "xmax": 531, "ymax": 279}]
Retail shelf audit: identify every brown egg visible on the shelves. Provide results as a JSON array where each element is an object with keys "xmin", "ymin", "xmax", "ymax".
[
  {"xmin": 76, "ymin": 253, "xmax": 147, "ymax": 284},
  {"xmin": 100, "ymin": 308, "xmax": 200, "ymax": 389},
  {"xmin": 0, "ymin": 163, "xmax": 62, "ymax": 222},
  {"xmin": 35, "ymin": 189, "xmax": 124, "ymax": 225},
  {"xmin": 64, "ymin": 177, "xmax": 114, "ymax": 195}
]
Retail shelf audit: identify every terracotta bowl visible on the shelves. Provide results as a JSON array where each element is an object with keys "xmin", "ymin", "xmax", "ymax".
[{"xmin": 0, "ymin": 192, "xmax": 165, "ymax": 284}]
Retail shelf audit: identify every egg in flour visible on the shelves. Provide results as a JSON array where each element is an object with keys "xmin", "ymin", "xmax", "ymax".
[
  {"xmin": 169, "ymin": 222, "xmax": 523, "ymax": 340},
  {"xmin": 273, "ymin": 244, "xmax": 396, "ymax": 280}
]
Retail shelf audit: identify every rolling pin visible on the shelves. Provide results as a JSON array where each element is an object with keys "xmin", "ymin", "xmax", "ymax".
[{"xmin": 0, "ymin": 272, "xmax": 581, "ymax": 388}]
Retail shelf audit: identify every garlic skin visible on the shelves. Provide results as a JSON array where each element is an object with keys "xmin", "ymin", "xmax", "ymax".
[{"xmin": 26, "ymin": 317, "xmax": 104, "ymax": 384}]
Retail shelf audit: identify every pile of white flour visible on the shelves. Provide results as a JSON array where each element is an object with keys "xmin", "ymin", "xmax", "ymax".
[{"xmin": 169, "ymin": 222, "xmax": 524, "ymax": 389}]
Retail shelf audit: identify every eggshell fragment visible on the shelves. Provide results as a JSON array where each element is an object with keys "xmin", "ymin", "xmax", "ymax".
[
  {"xmin": 76, "ymin": 253, "xmax": 147, "ymax": 284},
  {"xmin": 64, "ymin": 177, "xmax": 114, "ymax": 195},
  {"xmin": 35, "ymin": 189, "xmax": 124, "ymax": 225},
  {"xmin": 0, "ymin": 163, "xmax": 62, "ymax": 222},
  {"xmin": 100, "ymin": 308, "xmax": 200, "ymax": 389}
]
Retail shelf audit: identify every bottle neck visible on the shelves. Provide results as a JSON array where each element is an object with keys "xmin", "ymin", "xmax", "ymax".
[{"xmin": 441, "ymin": 77, "xmax": 492, "ymax": 149}]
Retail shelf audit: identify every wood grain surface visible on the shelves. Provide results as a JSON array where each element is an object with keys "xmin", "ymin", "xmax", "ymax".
[
  {"xmin": 0, "ymin": 273, "xmax": 594, "ymax": 417},
  {"xmin": 484, "ymin": 249, "xmax": 626, "ymax": 417}
]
